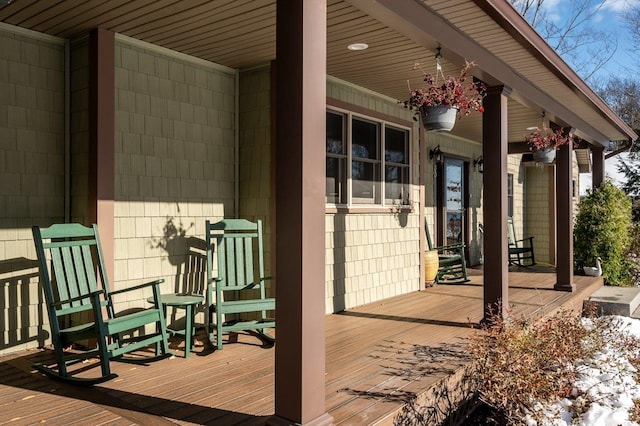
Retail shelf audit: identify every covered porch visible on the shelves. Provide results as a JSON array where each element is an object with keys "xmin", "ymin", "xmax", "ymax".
[
  {"xmin": 0, "ymin": 0, "xmax": 636, "ymax": 424},
  {"xmin": 0, "ymin": 268, "xmax": 603, "ymax": 425}
]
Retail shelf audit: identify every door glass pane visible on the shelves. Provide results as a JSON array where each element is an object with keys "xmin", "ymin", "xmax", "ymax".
[{"xmin": 444, "ymin": 158, "xmax": 464, "ymax": 245}]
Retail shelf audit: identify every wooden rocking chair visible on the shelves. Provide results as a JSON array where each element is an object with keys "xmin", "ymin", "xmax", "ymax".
[
  {"xmin": 425, "ymin": 220, "xmax": 469, "ymax": 283},
  {"xmin": 205, "ymin": 219, "xmax": 275, "ymax": 350},
  {"xmin": 32, "ymin": 223, "xmax": 171, "ymax": 385},
  {"xmin": 507, "ymin": 217, "xmax": 536, "ymax": 267}
]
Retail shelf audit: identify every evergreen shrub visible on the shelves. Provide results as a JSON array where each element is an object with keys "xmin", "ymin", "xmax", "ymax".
[{"xmin": 574, "ymin": 181, "xmax": 633, "ymax": 285}]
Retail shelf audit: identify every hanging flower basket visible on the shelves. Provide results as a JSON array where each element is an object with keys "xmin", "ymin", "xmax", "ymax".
[
  {"xmin": 400, "ymin": 58, "xmax": 486, "ymax": 133},
  {"xmin": 524, "ymin": 125, "xmax": 578, "ymax": 163},
  {"xmin": 421, "ymin": 105, "xmax": 458, "ymax": 132},
  {"xmin": 532, "ymin": 147, "xmax": 556, "ymax": 164}
]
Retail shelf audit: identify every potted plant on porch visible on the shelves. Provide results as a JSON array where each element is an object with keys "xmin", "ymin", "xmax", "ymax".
[
  {"xmin": 401, "ymin": 60, "xmax": 486, "ymax": 131},
  {"xmin": 524, "ymin": 125, "xmax": 576, "ymax": 164}
]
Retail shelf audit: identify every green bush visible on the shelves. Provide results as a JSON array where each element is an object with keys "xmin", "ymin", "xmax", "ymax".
[{"xmin": 574, "ymin": 181, "xmax": 633, "ymax": 285}]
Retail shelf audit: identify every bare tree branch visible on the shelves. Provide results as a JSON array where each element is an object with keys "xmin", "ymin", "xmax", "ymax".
[{"xmin": 508, "ymin": 0, "xmax": 618, "ymax": 82}]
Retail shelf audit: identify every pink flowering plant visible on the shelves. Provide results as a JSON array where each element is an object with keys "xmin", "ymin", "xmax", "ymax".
[
  {"xmin": 525, "ymin": 126, "xmax": 576, "ymax": 151},
  {"xmin": 401, "ymin": 60, "xmax": 486, "ymax": 120}
]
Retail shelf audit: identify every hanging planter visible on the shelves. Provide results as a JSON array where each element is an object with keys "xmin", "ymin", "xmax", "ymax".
[
  {"xmin": 421, "ymin": 105, "xmax": 458, "ymax": 132},
  {"xmin": 400, "ymin": 51, "xmax": 486, "ymax": 133},
  {"xmin": 524, "ymin": 119, "xmax": 578, "ymax": 164},
  {"xmin": 532, "ymin": 147, "xmax": 556, "ymax": 164}
]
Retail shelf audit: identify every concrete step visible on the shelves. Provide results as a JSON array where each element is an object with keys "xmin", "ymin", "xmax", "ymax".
[{"xmin": 586, "ymin": 286, "xmax": 640, "ymax": 317}]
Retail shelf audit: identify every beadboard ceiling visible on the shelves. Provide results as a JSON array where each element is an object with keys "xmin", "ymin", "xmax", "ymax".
[{"xmin": 0, "ymin": 0, "xmax": 634, "ymax": 147}]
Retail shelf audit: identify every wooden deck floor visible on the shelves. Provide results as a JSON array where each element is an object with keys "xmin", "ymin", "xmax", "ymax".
[{"xmin": 0, "ymin": 266, "xmax": 603, "ymax": 426}]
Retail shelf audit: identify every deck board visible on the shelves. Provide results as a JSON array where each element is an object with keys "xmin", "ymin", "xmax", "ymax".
[{"xmin": 0, "ymin": 266, "xmax": 602, "ymax": 425}]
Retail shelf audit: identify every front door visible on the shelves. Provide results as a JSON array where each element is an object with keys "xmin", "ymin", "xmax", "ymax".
[{"xmin": 437, "ymin": 156, "xmax": 468, "ymax": 247}]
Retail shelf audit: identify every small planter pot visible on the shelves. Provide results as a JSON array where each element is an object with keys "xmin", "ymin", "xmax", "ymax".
[
  {"xmin": 532, "ymin": 147, "xmax": 556, "ymax": 164},
  {"xmin": 421, "ymin": 105, "xmax": 458, "ymax": 132}
]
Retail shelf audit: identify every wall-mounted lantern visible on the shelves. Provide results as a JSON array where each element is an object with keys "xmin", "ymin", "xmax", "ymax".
[
  {"xmin": 429, "ymin": 145, "xmax": 443, "ymax": 164},
  {"xmin": 473, "ymin": 156, "xmax": 484, "ymax": 173}
]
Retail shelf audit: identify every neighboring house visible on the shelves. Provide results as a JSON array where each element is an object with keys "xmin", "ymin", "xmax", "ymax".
[{"xmin": 0, "ymin": 1, "xmax": 636, "ymax": 425}]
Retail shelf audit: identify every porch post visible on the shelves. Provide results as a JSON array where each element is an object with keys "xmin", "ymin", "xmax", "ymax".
[
  {"xmin": 88, "ymin": 28, "xmax": 115, "ymax": 283},
  {"xmin": 482, "ymin": 85, "xmax": 510, "ymax": 319},
  {"xmin": 555, "ymin": 143, "xmax": 576, "ymax": 291},
  {"xmin": 269, "ymin": 1, "xmax": 333, "ymax": 426},
  {"xmin": 591, "ymin": 146, "xmax": 605, "ymax": 189}
]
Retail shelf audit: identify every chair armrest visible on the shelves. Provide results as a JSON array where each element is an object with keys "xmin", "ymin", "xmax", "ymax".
[
  {"xmin": 110, "ymin": 278, "xmax": 165, "ymax": 296},
  {"xmin": 49, "ymin": 290, "xmax": 104, "ymax": 308},
  {"xmin": 513, "ymin": 237, "xmax": 534, "ymax": 246},
  {"xmin": 433, "ymin": 242, "xmax": 466, "ymax": 252}
]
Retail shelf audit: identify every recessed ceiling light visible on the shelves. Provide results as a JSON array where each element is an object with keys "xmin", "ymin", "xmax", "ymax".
[{"xmin": 347, "ymin": 43, "xmax": 368, "ymax": 51}]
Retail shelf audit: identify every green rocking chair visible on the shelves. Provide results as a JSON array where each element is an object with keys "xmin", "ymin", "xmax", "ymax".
[
  {"xmin": 425, "ymin": 219, "xmax": 469, "ymax": 283},
  {"xmin": 32, "ymin": 223, "xmax": 171, "ymax": 385},
  {"xmin": 205, "ymin": 219, "xmax": 275, "ymax": 350}
]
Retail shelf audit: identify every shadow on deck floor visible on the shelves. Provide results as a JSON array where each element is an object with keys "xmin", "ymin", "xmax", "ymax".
[{"xmin": 0, "ymin": 266, "xmax": 603, "ymax": 425}]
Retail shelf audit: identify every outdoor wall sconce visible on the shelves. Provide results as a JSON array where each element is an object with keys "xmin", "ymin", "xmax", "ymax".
[
  {"xmin": 429, "ymin": 145, "xmax": 443, "ymax": 164},
  {"xmin": 474, "ymin": 156, "xmax": 484, "ymax": 173}
]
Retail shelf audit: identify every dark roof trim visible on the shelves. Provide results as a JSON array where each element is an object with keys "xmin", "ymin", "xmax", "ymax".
[
  {"xmin": 473, "ymin": 0, "xmax": 637, "ymax": 142},
  {"xmin": 605, "ymin": 139, "xmax": 633, "ymax": 159}
]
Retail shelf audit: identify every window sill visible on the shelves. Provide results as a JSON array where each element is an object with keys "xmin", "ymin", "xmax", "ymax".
[{"xmin": 325, "ymin": 205, "xmax": 415, "ymax": 214}]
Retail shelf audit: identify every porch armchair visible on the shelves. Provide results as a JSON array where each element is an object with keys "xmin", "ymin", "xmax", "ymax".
[
  {"xmin": 424, "ymin": 219, "xmax": 469, "ymax": 283},
  {"xmin": 507, "ymin": 217, "xmax": 536, "ymax": 267},
  {"xmin": 31, "ymin": 223, "xmax": 171, "ymax": 385},
  {"xmin": 205, "ymin": 219, "xmax": 275, "ymax": 350}
]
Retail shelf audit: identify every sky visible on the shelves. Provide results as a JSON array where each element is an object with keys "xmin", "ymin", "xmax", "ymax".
[
  {"xmin": 589, "ymin": 0, "xmax": 638, "ymax": 194},
  {"xmin": 518, "ymin": 0, "xmax": 639, "ymax": 194}
]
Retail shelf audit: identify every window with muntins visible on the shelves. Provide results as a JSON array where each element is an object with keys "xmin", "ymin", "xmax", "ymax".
[{"xmin": 326, "ymin": 109, "xmax": 411, "ymax": 207}]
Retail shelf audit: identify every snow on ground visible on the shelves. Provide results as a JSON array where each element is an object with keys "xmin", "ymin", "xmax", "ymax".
[{"xmin": 527, "ymin": 316, "xmax": 640, "ymax": 426}]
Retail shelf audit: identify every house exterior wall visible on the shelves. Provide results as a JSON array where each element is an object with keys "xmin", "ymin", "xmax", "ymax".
[
  {"xmin": 0, "ymin": 24, "xmax": 591, "ymax": 355},
  {"xmin": 238, "ymin": 66, "xmax": 274, "ymax": 284},
  {"xmin": 524, "ymin": 153, "xmax": 581, "ymax": 265},
  {"xmin": 69, "ymin": 37, "xmax": 90, "ymax": 225},
  {"xmin": 573, "ymin": 154, "xmax": 580, "ymax": 219},
  {"xmin": 0, "ymin": 25, "xmax": 65, "ymax": 354},
  {"xmin": 423, "ymin": 132, "xmax": 484, "ymax": 265},
  {"xmin": 324, "ymin": 77, "xmax": 421, "ymax": 313},
  {"xmin": 110, "ymin": 36, "xmax": 236, "ymax": 317},
  {"xmin": 235, "ymin": 68, "xmax": 424, "ymax": 313},
  {"xmin": 508, "ymin": 154, "xmax": 526, "ymax": 260}
]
